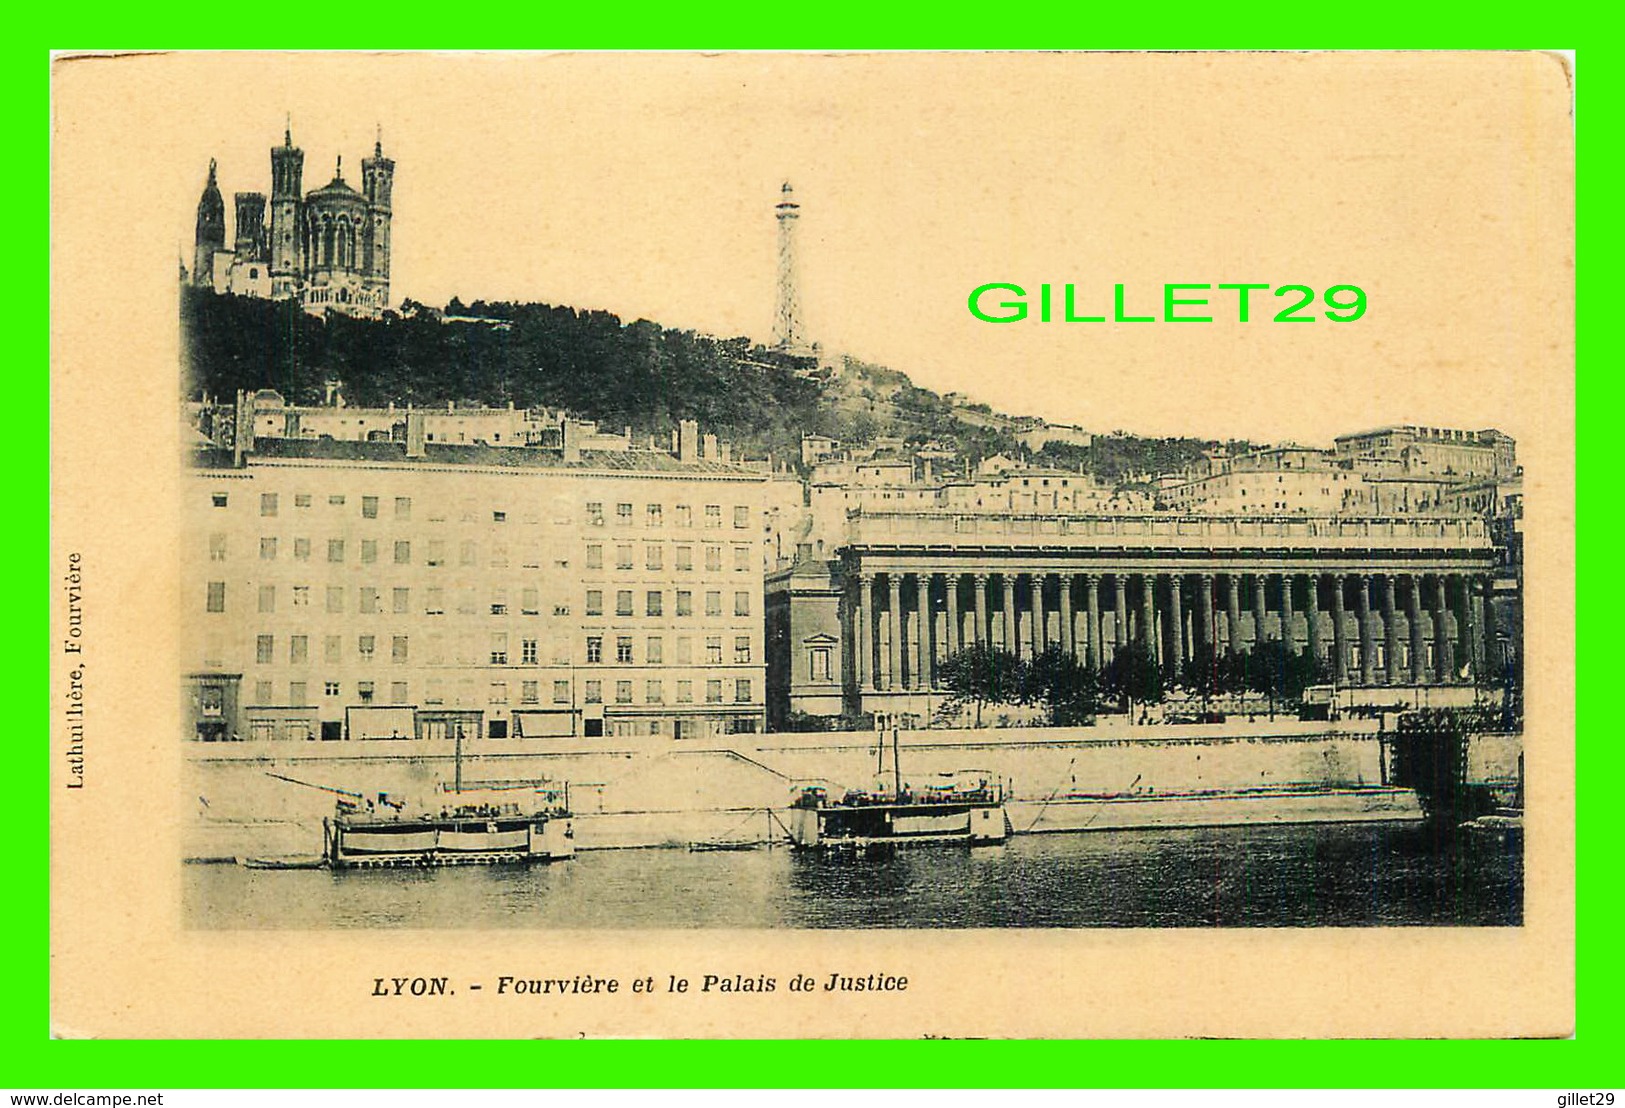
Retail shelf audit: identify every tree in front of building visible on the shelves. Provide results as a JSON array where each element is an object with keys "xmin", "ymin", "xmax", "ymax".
[
  {"xmin": 935, "ymin": 643, "xmax": 1025, "ymax": 727},
  {"xmin": 1103, "ymin": 640, "xmax": 1163, "ymax": 718}
]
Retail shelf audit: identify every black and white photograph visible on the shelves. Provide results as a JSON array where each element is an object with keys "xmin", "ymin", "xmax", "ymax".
[{"xmin": 51, "ymin": 50, "xmax": 1573, "ymax": 1038}]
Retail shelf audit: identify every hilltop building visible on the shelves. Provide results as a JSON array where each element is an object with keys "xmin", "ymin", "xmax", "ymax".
[{"xmin": 190, "ymin": 123, "xmax": 394, "ymax": 316}]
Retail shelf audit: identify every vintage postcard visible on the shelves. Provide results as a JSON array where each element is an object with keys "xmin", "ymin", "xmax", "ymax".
[{"xmin": 49, "ymin": 50, "xmax": 1574, "ymax": 1038}]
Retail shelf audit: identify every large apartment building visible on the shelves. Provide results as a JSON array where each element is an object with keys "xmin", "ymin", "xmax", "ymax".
[{"xmin": 184, "ymin": 416, "xmax": 767, "ymax": 744}]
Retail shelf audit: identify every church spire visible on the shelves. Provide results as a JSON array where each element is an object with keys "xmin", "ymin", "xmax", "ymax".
[
  {"xmin": 284, "ymin": 112, "xmax": 292, "ymax": 146},
  {"xmin": 374, "ymin": 122, "xmax": 382, "ymax": 157}
]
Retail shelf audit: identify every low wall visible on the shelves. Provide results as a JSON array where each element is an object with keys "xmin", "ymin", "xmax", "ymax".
[{"xmin": 185, "ymin": 719, "xmax": 1400, "ymax": 857}]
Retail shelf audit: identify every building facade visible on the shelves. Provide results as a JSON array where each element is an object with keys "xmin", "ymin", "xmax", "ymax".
[
  {"xmin": 190, "ymin": 124, "xmax": 394, "ymax": 316},
  {"xmin": 768, "ymin": 508, "xmax": 1503, "ymax": 726},
  {"xmin": 184, "ymin": 421, "xmax": 767, "ymax": 745}
]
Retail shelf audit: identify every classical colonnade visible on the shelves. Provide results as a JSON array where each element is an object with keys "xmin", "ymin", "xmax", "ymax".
[{"xmin": 846, "ymin": 568, "xmax": 1498, "ymax": 693}]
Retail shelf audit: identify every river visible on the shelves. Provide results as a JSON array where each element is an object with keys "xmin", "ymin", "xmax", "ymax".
[{"xmin": 184, "ymin": 821, "xmax": 1521, "ymax": 929}]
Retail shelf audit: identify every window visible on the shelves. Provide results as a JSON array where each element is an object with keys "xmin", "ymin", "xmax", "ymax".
[
  {"xmin": 616, "ymin": 590, "xmax": 634, "ymax": 617},
  {"xmin": 211, "ymin": 492, "xmax": 228, "ymax": 508},
  {"xmin": 705, "ymin": 546, "xmax": 722, "ymax": 572},
  {"xmin": 676, "ymin": 590, "xmax": 693, "ymax": 617},
  {"xmin": 586, "ymin": 544, "xmax": 603, "ymax": 570},
  {"xmin": 360, "ymin": 587, "xmax": 379, "ymax": 614},
  {"xmin": 586, "ymin": 590, "xmax": 603, "ymax": 616},
  {"xmin": 324, "ymin": 681, "xmax": 340, "ymax": 697},
  {"xmin": 587, "ymin": 502, "xmax": 604, "ymax": 526},
  {"xmin": 616, "ymin": 635, "xmax": 634, "ymax": 663},
  {"xmin": 490, "ymin": 542, "xmax": 509, "ymax": 568},
  {"xmin": 553, "ymin": 680, "xmax": 571, "ymax": 704},
  {"xmin": 394, "ymin": 540, "xmax": 410, "ymax": 565},
  {"xmin": 616, "ymin": 503, "xmax": 633, "ymax": 526},
  {"xmin": 491, "ymin": 588, "xmax": 508, "ymax": 615},
  {"xmin": 393, "ymin": 587, "xmax": 409, "ymax": 614},
  {"xmin": 734, "ymin": 506, "xmax": 750, "ymax": 529},
  {"xmin": 706, "ymin": 591, "xmax": 722, "ymax": 617},
  {"xmin": 325, "ymin": 635, "xmax": 341, "ymax": 663},
  {"xmin": 646, "ymin": 636, "xmax": 664, "ymax": 664},
  {"xmin": 205, "ymin": 581, "xmax": 225, "ymax": 612},
  {"xmin": 734, "ymin": 591, "xmax": 751, "ymax": 617},
  {"xmin": 616, "ymin": 544, "xmax": 634, "ymax": 570},
  {"xmin": 707, "ymin": 636, "xmax": 723, "ymax": 665},
  {"xmin": 207, "ymin": 533, "xmax": 227, "ymax": 561},
  {"xmin": 255, "ymin": 680, "xmax": 273, "ymax": 704},
  {"xmin": 676, "ymin": 546, "xmax": 693, "ymax": 571},
  {"xmin": 585, "ymin": 680, "xmax": 602, "ymax": 704},
  {"xmin": 521, "ymin": 638, "xmax": 538, "ymax": 664},
  {"xmin": 362, "ymin": 496, "xmax": 379, "ymax": 519},
  {"xmin": 733, "ymin": 546, "xmax": 751, "ymax": 572},
  {"xmin": 646, "ymin": 545, "xmax": 664, "ymax": 571},
  {"xmin": 357, "ymin": 682, "xmax": 376, "ymax": 704},
  {"xmin": 289, "ymin": 681, "xmax": 308, "ymax": 707},
  {"xmin": 424, "ymin": 679, "xmax": 445, "ymax": 705},
  {"xmin": 358, "ymin": 635, "xmax": 375, "ymax": 661},
  {"xmin": 735, "ymin": 636, "xmax": 751, "ymax": 664},
  {"xmin": 261, "ymin": 493, "xmax": 278, "ymax": 517},
  {"xmin": 426, "ymin": 539, "xmax": 445, "ymax": 566},
  {"xmin": 460, "ymin": 540, "xmax": 477, "ymax": 566},
  {"xmin": 616, "ymin": 680, "xmax": 633, "ymax": 704},
  {"xmin": 292, "ymin": 585, "xmax": 310, "ymax": 608},
  {"xmin": 490, "ymin": 682, "xmax": 508, "ymax": 705},
  {"xmin": 675, "ymin": 505, "xmax": 692, "ymax": 528},
  {"xmin": 391, "ymin": 681, "xmax": 408, "ymax": 704},
  {"xmin": 646, "ymin": 504, "xmax": 662, "ymax": 527},
  {"xmin": 328, "ymin": 539, "xmax": 345, "ymax": 563},
  {"xmin": 457, "ymin": 587, "xmax": 477, "ymax": 615},
  {"xmin": 492, "ymin": 510, "xmax": 507, "ymax": 524},
  {"xmin": 809, "ymin": 646, "xmax": 832, "ymax": 681},
  {"xmin": 521, "ymin": 587, "xmax": 539, "ymax": 615},
  {"xmin": 294, "ymin": 537, "xmax": 310, "ymax": 561},
  {"xmin": 704, "ymin": 504, "xmax": 722, "ymax": 528},
  {"xmin": 361, "ymin": 539, "xmax": 377, "ymax": 564},
  {"xmin": 706, "ymin": 679, "xmax": 723, "ymax": 703},
  {"xmin": 392, "ymin": 635, "xmax": 408, "ymax": 663},
  {"xmin": 646, "ymin": 680, "xmax": 663, "ymax": 704},
  {"xmin": 676, "ymin": 680, "xmax": 693, "ymax": 703},
  {"xmin": 394, "ymin": 496, "xmax": 411, "ymax": 519},
  {"xmin": 258, "ymin": 585, "xmax": 275, "ymax": 613},
  {"xmin": 646, "ymin": 590, "xmax": 663, "ymax": 617},
  {"xmin": 676, "ymin": 637, "xmax": 693, "ymax": 664},
  {"xmin": 288, "ymin": 635, "xmax": 309, "ymax": 664},
  {"xmin": 521, "ymin": 680, "xmax": 539, "ymax": 704},
  {"xmin": 426, "ymin": 587, "xmax": 444, "ymax": 615},
  {"xmin": 256, "ymin": 634, "xmax": 274, "ymax": 664},
  {"xmin": 329, "ymin": 494, "xmax": 346, "ymax": 506},
  {"xmin": 586, "ymin": 636, "xmax": 603, "ymax": 664},
  {"xmin": 490, "ymin": 633, "xmax": 508, "ymax": 665},
  {"xmin": 735, "ymin": 678, "xmax": 752, "ymax": 703}
]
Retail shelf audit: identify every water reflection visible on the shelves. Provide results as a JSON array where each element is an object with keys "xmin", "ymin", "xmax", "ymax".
[{"xmin": 186, "ymin": 823, "xmax": 1522, "ymax": 930}]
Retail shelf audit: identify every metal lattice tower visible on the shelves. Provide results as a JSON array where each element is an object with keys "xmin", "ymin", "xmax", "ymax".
[{"xmin": 773, "ymin": 181, "xmax": 805, "ymax": 352}]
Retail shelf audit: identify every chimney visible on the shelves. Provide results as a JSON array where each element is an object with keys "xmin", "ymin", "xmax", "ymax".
[
  {"xmin": 702, "ymin": 433, "xmax": 718, "ymax": 461},
  {"xmin": 232, "ymin": 389, "xmax": 254, "ymax": 468},
  {"xmin": 406, "ymin": 411, "xmax": 427, "ymax": 458},
  {"xmin": 561, "ymin": 418, "xmax": 581, "ymax": 464},
  {"xmin": 678, "ymin": 420, "xmax": 699, "ymax": 463},
  {"xmin": 721, "ymin": 442, "xmax": 732, "ymax": 463}
]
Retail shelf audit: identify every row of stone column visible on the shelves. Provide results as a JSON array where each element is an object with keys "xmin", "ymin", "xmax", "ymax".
[{"xmin": 847, "ymin": 569, "xmax": 1496, "ymax": 692}]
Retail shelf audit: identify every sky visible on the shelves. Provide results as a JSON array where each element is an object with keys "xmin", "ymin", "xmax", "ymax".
[{"xmin": 128, "ymin": 51, "xmax": 1571, "ymax": 446}]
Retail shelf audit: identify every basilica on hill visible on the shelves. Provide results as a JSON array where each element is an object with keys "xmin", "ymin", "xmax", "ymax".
[{"xmin": 190, "ymin": 122, "xmax": 394, "ymax": 316}]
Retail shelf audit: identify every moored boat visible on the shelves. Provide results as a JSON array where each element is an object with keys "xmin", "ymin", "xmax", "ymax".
[
  {"xmin": 323, "ymin": 789, "xmax": 574, "ymax": 869},
  {"xmin": 787, "ymin": 771, "xmax": 1009, "ymax": 853}
]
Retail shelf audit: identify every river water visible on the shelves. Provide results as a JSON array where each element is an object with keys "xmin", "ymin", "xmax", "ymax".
[{"xmin": 184, "ymin": 821, "xmax": 1521, "ymax": 929}]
